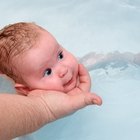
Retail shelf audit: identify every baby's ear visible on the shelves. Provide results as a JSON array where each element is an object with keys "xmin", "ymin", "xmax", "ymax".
[
  {"xmin": 15, "ymin": 83, "xmax": 31, "ymax": 96},
  {"xmin": 0, "ymin": 71, "xmax": 5, "ymax": 76}
]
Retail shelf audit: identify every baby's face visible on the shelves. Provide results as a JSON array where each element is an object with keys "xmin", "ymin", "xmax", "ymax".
[{"xmin": 16, "ymin": 30, "xmax": 79, "ymax": 93}]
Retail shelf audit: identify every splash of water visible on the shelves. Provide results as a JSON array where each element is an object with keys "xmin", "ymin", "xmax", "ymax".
[{"xmin": 80, "ymin": 51, "xmax": 140, "ymax": 71}]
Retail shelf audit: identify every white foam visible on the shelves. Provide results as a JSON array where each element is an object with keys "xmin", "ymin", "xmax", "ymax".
[{"xmin": 80, "ymin": 51, "xmax": 140, "ymax": 71}]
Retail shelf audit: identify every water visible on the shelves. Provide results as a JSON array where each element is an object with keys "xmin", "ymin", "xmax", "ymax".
[
  {"xmin": 0, "ymin": 0, "xmax": 140, "ymax": 140},
  {"xmin": 31, "ymin": 53, "xmax": 140, "ymax": 140}
]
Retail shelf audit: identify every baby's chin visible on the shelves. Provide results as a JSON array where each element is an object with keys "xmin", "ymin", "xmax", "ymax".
[{"xmin": 64, "ymin": 86, "xmax": 75, "ymax": 93}]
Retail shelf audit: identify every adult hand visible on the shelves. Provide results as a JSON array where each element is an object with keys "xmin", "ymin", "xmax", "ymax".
[
  {"xmin": 28, "ymin": 89, "xmax": 102, "ymax": 123},
  {"xmin": 0, "ymin": 64, "xmax": 102, "ymax": 140},
  {"xmin": 68, "ymin": 63, "xmax": 102, "ymax": 106},
  {"xmin": 69, "ymin": 64, "xmax": 91, "ymax": 94}
]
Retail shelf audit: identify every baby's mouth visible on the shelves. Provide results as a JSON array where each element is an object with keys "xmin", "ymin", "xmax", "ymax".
[{"xmin": 64, "ymin": 76, "xmax": 73, "ymax": 87}]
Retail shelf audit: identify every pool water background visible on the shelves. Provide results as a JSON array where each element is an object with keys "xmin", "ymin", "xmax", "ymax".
[
  {"xmin": 0, "ymin": 0, "xmax": 140, "ymax": 140},
  {"xmin": 31, "ymin": 53, "xmax": 140, "ymax": 140}
]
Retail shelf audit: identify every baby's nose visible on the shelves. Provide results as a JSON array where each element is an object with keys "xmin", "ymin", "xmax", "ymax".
[{"xmin": 58, "ymin": 66, "xmax": 68, "ymax": 78}]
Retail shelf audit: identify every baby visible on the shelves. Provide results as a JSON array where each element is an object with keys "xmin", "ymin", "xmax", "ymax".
[{"xmin": 0, "ymin": 22, "xmax": 101, "ymax": 104}]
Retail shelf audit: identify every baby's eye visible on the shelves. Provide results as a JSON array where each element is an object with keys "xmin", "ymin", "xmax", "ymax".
[
  {"xmin": 58, "ymin": 51, "xmax": 64, "ymax": 60},
  {"xmin": 44, "ymin": 68, "xmax": 52, "ymax": 76}
]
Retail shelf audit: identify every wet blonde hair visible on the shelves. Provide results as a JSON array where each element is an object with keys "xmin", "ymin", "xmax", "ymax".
[{"xmin": 0, "ymin": 22, "xmax": 44, "ymax": 83}]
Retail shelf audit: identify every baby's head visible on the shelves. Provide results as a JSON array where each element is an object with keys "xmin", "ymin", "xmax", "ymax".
[
  {"xmin": 0, "ymin": 22, "xmax": 79, "ymax": 95},
  {"xmin": 0, "ymin": 22, "xmax": 42, "ymax": 83}
]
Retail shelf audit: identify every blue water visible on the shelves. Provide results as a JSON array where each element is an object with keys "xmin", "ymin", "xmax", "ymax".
[{"xmin": 0, "ymin": 0, "xmax": 140, "ymax": 140}]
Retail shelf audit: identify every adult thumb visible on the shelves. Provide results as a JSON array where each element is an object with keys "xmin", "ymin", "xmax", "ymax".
[{"xmin": 68, "ymin": 93, "xmax": 102, "ymax": 112}]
